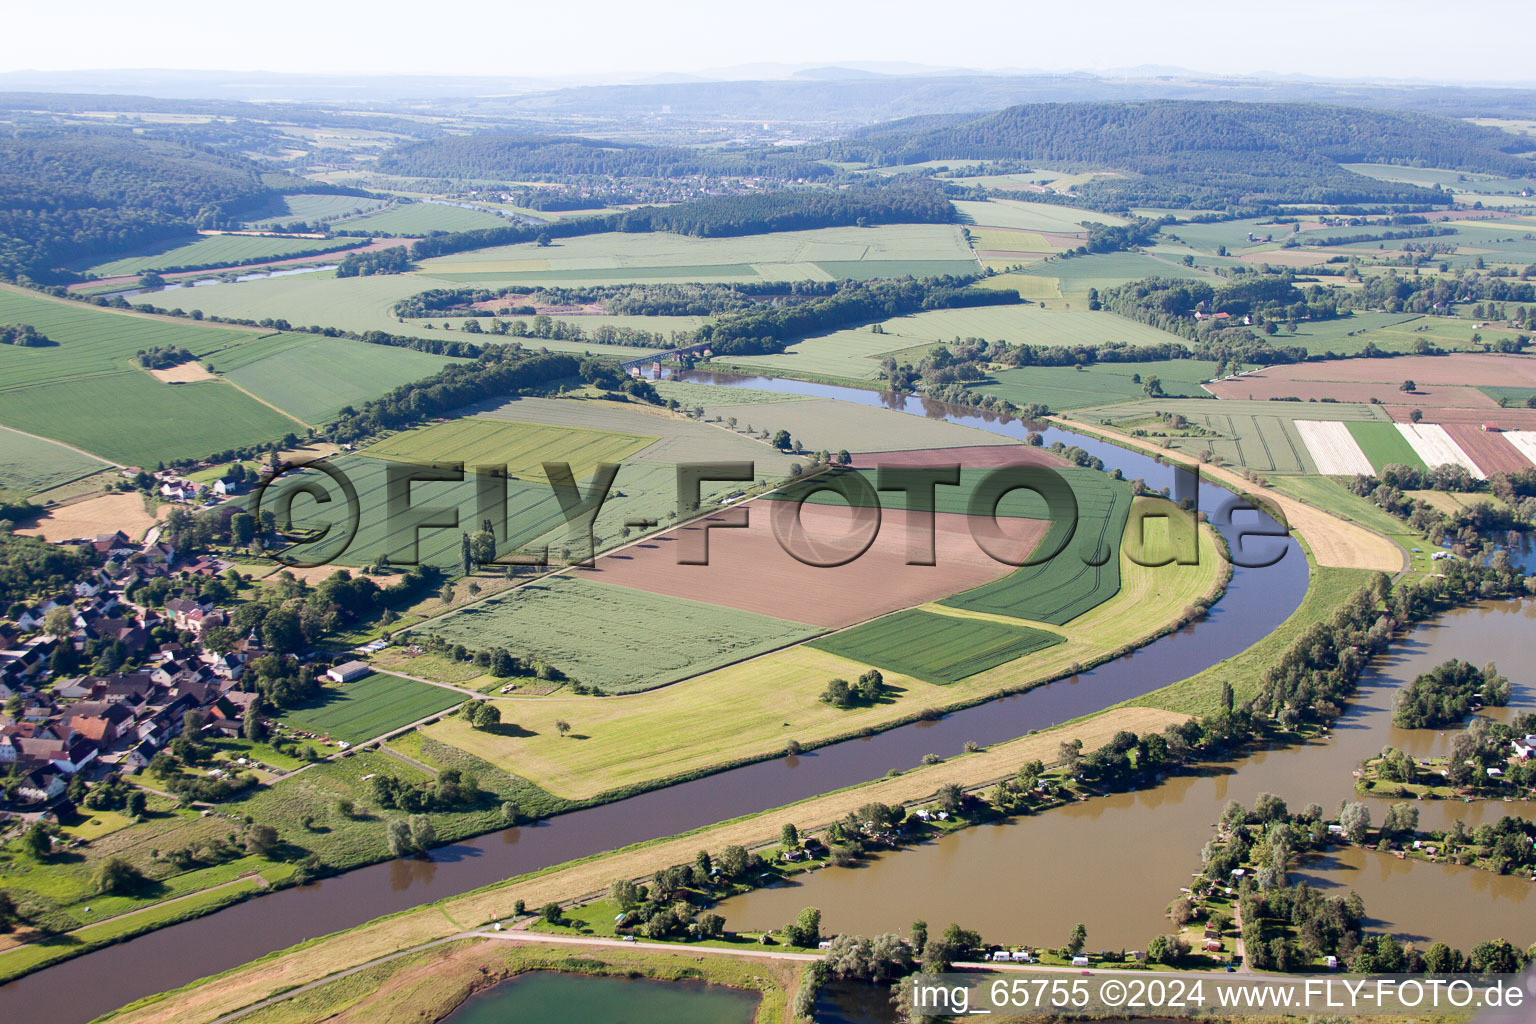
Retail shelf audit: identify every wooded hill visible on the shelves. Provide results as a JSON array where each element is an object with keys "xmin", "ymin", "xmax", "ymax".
[
  {"xmin": 815, "ymin": 101, "xmax": 1536, "ymax": 208},
  {"xmin": 375, "ymin": 133, "xmax": 835, "ymax": 181},
  {"xmin": 0, "ymin": 131, "xmax": 365, "ymax": 283}
]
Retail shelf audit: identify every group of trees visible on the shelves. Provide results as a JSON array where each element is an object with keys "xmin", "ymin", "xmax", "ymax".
[
  {"xmin": 820, "ymin": 669, "xmax": 888, "ymax": 708},
  {"xmin": 334, "ymin": 246, "xmax": 413, "ymax": 277},
  {"xmin": 134, "ymin": 344, "xmax": 194, "ymax": 369},
  {"xmin": 1393, "ymin": 659, "xmax": 1511, "ymax": 728},
  {"xmin": 701, "ymin": 276, "xmax": 1017, "ymax": 357},
  {"xmin": 395, "ymin": 279, "xmax": 843, "ymax": 320},
  {"xmin": 1345, "ymin": 466, "xmax": 1534, "ymax": 552},
  {"xmin": 0, "ymin": 323, "xmax": 51, "ymax": 346},
  {"xmin": 370, "ymin": 767, "xmax": 481, "ymax": 815}
]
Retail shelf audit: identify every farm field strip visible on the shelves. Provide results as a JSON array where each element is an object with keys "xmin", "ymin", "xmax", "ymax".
[
  {"xmin": 332, "ymin": 202, "xmax": 512, "ymax": 234},
  {"xmin": 1294, "ymin": 420, "xmax": 1374, "ymax": 476},
  {"xmin": 1501, "ymin": 431, "xmax": 1536, "ymax": 467},
  {"xmin": 1440, "ymin": 424, "xmax": 1533, "ymax": 476},
  {"xmin": 1345, "ymin": 420, "xmax": 1428, "ymax": 472},
  {"xmin": 1395, "ymin": 423, "xmax": 1486, "ymax": 479},
  {"xmin": 0, "ymin": 425, "xmax": 112, "ymax": 497},
  {"xmin": 86, "ymin": 234, "xmax": 360, "ymax": 277}
]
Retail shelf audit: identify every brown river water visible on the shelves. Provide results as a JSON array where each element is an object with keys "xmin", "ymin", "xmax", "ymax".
[{"xmin": 721, "ymin": 598, "xmax": 1536, "ymax": 951}]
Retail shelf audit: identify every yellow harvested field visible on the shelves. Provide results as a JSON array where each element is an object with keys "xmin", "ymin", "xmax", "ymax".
[
  {"xmin": 101, "ymin": 705, "xmax": 1182, "ymax": 1024},
  {"xmin": 18, "ymin": 492, "xmax": 161, "ymax": 542},
  {"xmin": 424, "ymin": 511, "xmax": 1224, "ymax": 799},
  {"xmin": 146, "ymin": 362, "xmax": 218, "ymax": 384},
  {"xmin": 1052, "ymin": 418, "xmax": 1404, "ymax": 574}
]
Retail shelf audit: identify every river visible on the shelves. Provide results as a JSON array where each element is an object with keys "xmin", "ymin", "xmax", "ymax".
[
  {"xmin": 0, "ymin": 373, "xmax": 1312, "ymax": 1021},
  {"xmin": 719, "ymin": 598, "xmax": 1536, "ymax": 952}
]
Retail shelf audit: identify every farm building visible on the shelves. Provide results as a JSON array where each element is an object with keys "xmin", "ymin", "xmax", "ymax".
[{"xmin": 326, "ymin": 660, "xmax": 372, "ymax": 683}]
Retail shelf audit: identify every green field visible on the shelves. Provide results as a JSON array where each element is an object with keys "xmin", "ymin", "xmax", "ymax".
[
  {"xmin": 215, "ymin": 334, "xmax": 462, "ymax": 424},
  {"xmin": 244, "ymin": 194, "xmax": 390, "ymax": 228},
  {"xmin": 765, "ymin": 466, "xmax": 1074, "ymax": 520},
  {"xmin": 269, "ymin": 453, "xmax": 569, "ymax": 569},
  {"xmin": 278, "ymin": 672, "xmax": 463, "ymax": 745},
  {"xmin": 938, "ymin": 470, "xmax": 1134, "ymax": 624},
  {"xmin": 1018, "ymin": 253, "xmax": 1212, "ymax": 296},
  {"xmin": 688, "ymin": 396, "xmax": 1008, "ymax": 454},
  {"xmin": 1345, "ymin": 420, "xmax": 1428, "ymax": 472},
  {"xmin": 0, "ymin": 372, "xmax": 298, "ymax": 466},
  {"xmin": 952, "ymin": 200, "xmax": 1126, "ymax": 233},
  {"xmin": 723, "ymin": 306, "xmax": 1184, "ymax": 383},
  {"xmin": 808, "ymin": 608, "xmax": 1064, "ymax": 684},
  {"xmin": 1479, "ymin": 385, "xmax": 1536, "ymax": 406},
  {"xmin": 968, "ymin": 359, "xmax": 1223, "ymax": 411},
  {"xmin": 813, "ymin": 260, "xmax": 981, "ymax": 280},
  {"xmin": 418, "ymin": 574, "xmax": 818, "ymax": 693},
  {"xmin": 148, "ymin": 273, "xmax": 674, "ymax": 360},
  {"xmin": 651, "ymin": 380, "xmax": 813, "ymax": 408},
  {"xmin": 0, "ymin": 287, "xmax": 263, "ymax": 390},
  {"xmin": 0, "ymin": 425, "xmax": 111, "ymax": 497},
  {"xmin": 359, "ymin": 417, "xmax": 657, "ymax": 482},
  {"xmin": 414, "ymin": 224, "xmax": 975, "ymax": 284},
  {"xmin": 87, "ymin": 235, "xmax": 360, "ymax": 277},
  {"xmin": 333, "ymin": 202, "xmax": 514, "ymax": 234}
]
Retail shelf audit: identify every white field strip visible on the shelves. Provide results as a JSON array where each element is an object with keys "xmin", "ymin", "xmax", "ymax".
[
  {"xmin": 1395, "ymin": 423, "xmax": 1486, "ymax": 479},
  {"xmin": 1294, "ymin": 420, "xmax": 1374, "ymax": 475},
  {"xmin": 1504, "ymin": 431, "xmax": 1536, "ymax": 467}
]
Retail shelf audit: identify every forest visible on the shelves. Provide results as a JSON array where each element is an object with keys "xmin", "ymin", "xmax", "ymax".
[
  {"xmin": 813, "ymin": 101, "xmax": 1533, "ymax": 208},
  {"xmin": 0, "ymin": 131, "xmax": 366, "ymax": 282},
  {"xmin": 375, "ymin": 133, "xmax": 835, "ymax": 181}
]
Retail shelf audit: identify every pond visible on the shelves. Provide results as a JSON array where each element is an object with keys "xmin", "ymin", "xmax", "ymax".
[{"xmin": 440, "ymin": 970, "xmax": 759, "ymax": 1024}]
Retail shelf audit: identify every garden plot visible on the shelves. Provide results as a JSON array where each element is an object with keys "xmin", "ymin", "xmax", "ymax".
[
  {"xmin": 1441, "ymin": 424, "xmax": 1532, "ymax": 476},
  {"xmin": 1294, "ymin": 420, "xmax": 1374, "ymax": 476},
  {"xmin": 1396, "ymin": 423, "xmax": 1485, "ymax": 479}
]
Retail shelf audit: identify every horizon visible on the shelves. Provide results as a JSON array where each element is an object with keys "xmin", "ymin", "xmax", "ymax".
[{"xmin": 5, "ymin": 0, "xmax": 1536, "ymax": 90}]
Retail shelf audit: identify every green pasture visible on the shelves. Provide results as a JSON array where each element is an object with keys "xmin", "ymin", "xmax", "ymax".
[
  {"xmin": 0, "ymin": 287, "xmax": 263, "ymax": 390},
  {"xmin": 1017, "ymin": 253, "xmax": 1211, "ymax": 296},
  {"xmin": 417, "ymin": 574, "xmax": 818, "ymax": 693},
  {"xmin": 358, "ymin": 416, "xmax": 657, "ymax": 482},
  {"xmin": 952, "ymin": 200, "xmax": 1125, "ymax": 233},
  {"xmin": 1346, "ymin": 421, "xmax": 1428, "ymax": 473},
  {"xmin": 0, "ymin": 372, "xmax": 297, "ymax": 466},
  {"xmin": 244, "ymin": 193, "xmax": 390, "ymax": 228},
  {"xmin": 967, "ymin": 359, "xmax": 1223, "ymax": 411},
  {"xmin": 333, "ymin": 202, "xmax": 513, "ymax": 234},
  {"xmin": 809, "ymin": 608, "xmax": 1064, "ymax": 685},
  {"xmin": 87, "ymin": 235, "xmax": 360, "ymax": 277},
  {"xmin": 0, "ymin": 425, "xmax": 111, "ymax": 497},
  {"xmin": 217, "ymin": 335, "xmax": 462, "ymax": 424},
  {"xmin": 278, "ymin": 672, "xmax": 462, "ymax": 745}
]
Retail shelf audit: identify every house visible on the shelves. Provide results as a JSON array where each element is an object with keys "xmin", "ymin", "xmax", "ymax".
[
  {"xmin": 16, "ymin": 766, "xmax": 66, "ymax": 804},
  {"xmin": 326, "ymin": 661, "xmax": 372, "ymax": 684},
  {"xmin": 213, "ymin": 478, "xmax": 243, "ymax": 497},
  {"xmin": 1514, "ymin": 741, "xmax": 1534, "ymax": 760}
]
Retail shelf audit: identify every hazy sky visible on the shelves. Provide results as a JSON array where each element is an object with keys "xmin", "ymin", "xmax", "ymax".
[{"xmin": 4, "ymin": 0, "xmax": 1534, "ymax": 85}]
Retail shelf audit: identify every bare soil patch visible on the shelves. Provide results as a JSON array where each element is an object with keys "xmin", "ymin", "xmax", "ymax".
[
  {"xmin": 147, "ymin": 362, "xmax": 219, "ymax": 384},
  {"xmin": 1385, "ymin": 405, "xmax": 1536, "ymax": 429},
  {"xmin": 18, "ymin": 492, "xmax": 158, "ymax": 542},
  {"xmin": 1231, "ymin": 354, "xmax": 1536, "ymax": 387},
  {"xmin": 584, "ymin": 504, "xmax": 1038, "ymax": 629},
  {"xmin": 1208, "ymin": 377, "xmax": 1498, "ymax": 407},
  {"xmin": 1237, "ymin": 249, "xmax": 1332, "ymax": 267}
]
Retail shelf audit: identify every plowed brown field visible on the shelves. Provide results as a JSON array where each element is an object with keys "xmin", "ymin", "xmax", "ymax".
[
  {"xmin": 584, "ymin": 503, "xmax": 1041, "ymax": 629},
  {"xmin": 1441, "ymin": 423, "xmax": 1535, "ymax": 474}
]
